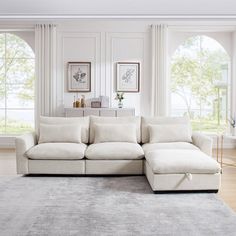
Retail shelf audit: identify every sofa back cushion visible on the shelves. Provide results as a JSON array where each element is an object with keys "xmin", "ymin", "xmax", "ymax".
[
  {"xmin": 90, "ymin": 116, "xmax": 141, "ymax": 143},
  {"xmin": 38, "ymin": 124, "xmax": 81, "ymax": 144},
  {"xmin": 40, "ymin": 116, "xmax": 89, "ymax": 143},
  {"xmin": 141, "ymin": 116, "xmax": 192, "ymax": 143},
  {"xmin": 149, "ymin": 124, "xmax": 192, "ymax": 143},
  {"xmin": 94, "ymin": 124, "xmax": 137, "ymax": 143}
]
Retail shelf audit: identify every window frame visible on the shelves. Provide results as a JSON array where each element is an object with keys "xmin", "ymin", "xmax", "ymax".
[
  {"xmin": 0, "ymin": 33, "xmax": 35, "ymax": 135},
  {"xmin": 168, "ymin": 30, "xmax": 233, "ymax": 134}
]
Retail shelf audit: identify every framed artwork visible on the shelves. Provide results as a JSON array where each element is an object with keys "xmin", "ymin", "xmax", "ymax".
[
  {"xmin": 68, "ymin": 62, "xmax": 91, "ymax": 92},
  {"xmin": 116, "ymin": 62, "xmax": 140, "ymax": 92}
]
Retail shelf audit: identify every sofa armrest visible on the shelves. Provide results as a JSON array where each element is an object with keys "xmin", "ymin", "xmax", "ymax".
[
  {"xmin": 15, "ymin": 132, "xmax": 37, "ymax": 174},
  {"xmin": 192, "ymin": 132, "xmax": 213, "ymax": 156}
]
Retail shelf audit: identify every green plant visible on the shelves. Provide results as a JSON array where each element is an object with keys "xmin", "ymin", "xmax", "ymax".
[{"xmin": 115, "ymin": 92, "xmax": 124, "ymax": 102}]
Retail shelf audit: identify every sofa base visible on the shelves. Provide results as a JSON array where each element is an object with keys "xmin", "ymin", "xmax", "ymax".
[
  {"xmin": 28, "ymin": 160, "xmax": 85, "ymax": 174},
  {"xmin": 27, "ymin": 159, "xmax": 143, "ymax": 175},
  {"xmin": 145, "ymin": 161, "xmax": 221, "ymax": 191},
  {"xmin": 85, "ymin": 160, "xmax": 144, "ymax": 175}
]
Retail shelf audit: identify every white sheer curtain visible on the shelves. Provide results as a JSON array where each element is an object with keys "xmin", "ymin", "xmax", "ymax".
[
  {"xmin": 35, "ymin": 24, "xmax": 57, "ymax": 128},
  {"xmin": 151, "ymin": 24, "xmax": 168, "ymax": 116}
]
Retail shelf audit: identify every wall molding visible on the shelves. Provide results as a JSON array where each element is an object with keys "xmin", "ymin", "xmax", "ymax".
[
  {"xmin": 57, "ymin": 31, "xmax": 101, "ymax": 115},
  {"xmin": 105, "ymin": 32, "xmax": 146, "ymax": 110},
  {"xmin": 57, "ymin": 29, "xmax": 148, "ymax": 115}
]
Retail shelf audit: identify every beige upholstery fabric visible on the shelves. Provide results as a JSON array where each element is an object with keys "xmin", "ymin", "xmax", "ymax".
[
  {"xmin": 145, "ymin": 149, "xmax": 221, "ymax": 174},
  {"xmin": 94, "ymin": 124, "xmax": 137, "ymax": 143},
  {"xmin": 40, "ymin": 116, "xmax": 89, "ymax": 143},
  {"xmin": 149, "ymin": 124, "xmax": 192, "ymax": 143},
  {"xmin": 28, "ymin": 160, "xmax": 85, "ymax": 174},
  {"xmin": 145, "ymin": 161, "xmax": 221, "ymax": 191},
  {"xmin": 15, "ymin": 132, "xmax": 37, "ymax": 174},
  {"xmin": 142, "ymin": 142, "xmax": 199, "ymax": 155},
  {"xmin": 192, "ymin": 132, "xmax": 213, "ymax": 156},
  {"xmin": 89, "ymin": 116, "xmax": 141, "ymax": 143},
  {"xmin": 141, "ymin": 116, "xmax": 191, "ymax": 143},
  {"xmin": 85, "ymin": 142, "xmax": 144, "ymax": 160},
  {"xmin": 86, "ymin": 160, "xmax": 143, "ymax": 175},
  {"xmin": 26, "ymin": 143, "xmax": 87, "ymax": 160},
  {"xmin": 38, "ymin": 124, "xmax": 81, "ymax": 144}
]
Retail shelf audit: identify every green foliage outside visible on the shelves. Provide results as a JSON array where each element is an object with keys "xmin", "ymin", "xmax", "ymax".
[
  {"xmin": 0, "ymin": 33, "xmax": 35, "ymax": 135},
  {"xmin": 171, "ymin": 35, "xmax": 230, "ymax": 133}
]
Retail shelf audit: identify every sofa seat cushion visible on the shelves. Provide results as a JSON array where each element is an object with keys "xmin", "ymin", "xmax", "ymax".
[
  {"xmin": 146, "ymin": 149, "xmax": 221, "ymax": 174},
  {"xmin": 142, "ymin": 142, "xmax": 199, "ymax": 155},
  {"xmin": 26, "ymin": 143, "xmax": 87, "ymax": 160},
  {"xmin": 85, "ymin": 142, "xmax": 144, "ymax": 160}
]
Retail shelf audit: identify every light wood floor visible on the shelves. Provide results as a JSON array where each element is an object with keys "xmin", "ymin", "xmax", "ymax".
[
  {"xmin": 0, "ymin": 148, "xmax": 236, "ymax": 211},
  {"xmin": 215, "ymin": 149, "xmax": 236, "ymax": 212}
]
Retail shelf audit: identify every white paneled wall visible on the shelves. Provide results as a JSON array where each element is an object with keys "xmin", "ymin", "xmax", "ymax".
[{"xmin": 56, "ymin": 21, "xmax": 151, "ymax": 116}]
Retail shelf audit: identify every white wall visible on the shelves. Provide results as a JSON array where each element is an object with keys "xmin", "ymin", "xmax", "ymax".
[
  {"xmin": 14, "ymin": 31, "xmax": 35, "ymax": 51},
  {"xmin": 168, "ymin": 31, "xmax": 232, "ymax": 57},
  {"xmin": 56, "ymin": 21, "xmax": 151, "ymax": 116}
]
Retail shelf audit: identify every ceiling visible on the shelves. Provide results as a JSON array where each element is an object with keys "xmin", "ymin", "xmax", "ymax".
[{"xmin": 1, "ymin": 0, "xmax": 236, "ymax": 19}]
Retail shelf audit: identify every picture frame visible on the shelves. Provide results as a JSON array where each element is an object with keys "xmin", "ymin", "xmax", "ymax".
[
  {"xmin": 68, "ymin": 62, "xmax": 91, "ymax": 92},
  {"xmin": 116, "ymin": 62, "xmax": 140, "ymax": 92}
]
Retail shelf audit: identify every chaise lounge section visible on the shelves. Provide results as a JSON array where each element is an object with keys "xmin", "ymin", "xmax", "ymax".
[{"xmin": 141, "ymin": 116, "xmax": 221, "ymax": 192}]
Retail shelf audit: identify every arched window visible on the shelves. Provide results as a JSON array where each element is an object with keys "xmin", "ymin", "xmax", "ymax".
[
  {"xmin": 0, "ymin": 33, "xmax": 35, "ymax": 134},
  {"xmin": 170, "ymin": 35, "xmax": 230, "ymax": 133}
]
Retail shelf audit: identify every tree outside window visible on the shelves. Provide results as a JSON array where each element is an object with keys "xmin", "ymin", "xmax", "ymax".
[
  {"xmin": 171, "ymin": 35, "xmax": 230, "ymax": 133},
  {"xmin": 0, "ymin": 33, "xmax": 35, "ymax": 134}
]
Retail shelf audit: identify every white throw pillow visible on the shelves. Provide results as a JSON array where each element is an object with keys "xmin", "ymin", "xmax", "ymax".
[
  {"xmin": 148, "ymin": 124, "xmax": 192, "ymax": 143},
  {"xmin": 40, "ymin": 116, "xmax": 89, "ymax": 143},
  {"xmin": 89, "ymin": 116, "xmax": 141, "ymax": 143},
  {"xmin": 38, "ymin": 124, "xmax": 81, "ymax": 144},
  {"xmin": 94, "ymin": 124, "xmax": 137, "ymax": 143}
]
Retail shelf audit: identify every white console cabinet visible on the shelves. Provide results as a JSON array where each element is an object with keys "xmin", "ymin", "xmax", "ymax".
[{"xmin": 64, "ymin": 108, "xmax": 135, "ymax": 117}]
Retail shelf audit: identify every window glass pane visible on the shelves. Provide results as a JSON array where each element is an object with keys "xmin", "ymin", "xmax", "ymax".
[
  {"xmin": 0, "ymin": 83, "xmax": 5, "ymax": 108},
  {"xmin": 0, "ymin": 34, "xmax": 5, "ymax": 58},
  {"xmin": 0, "ymin": 58, "xmax": 5, "ymax": 81},
  {"xmin": 6, "ymin": 59, "xmax": 35, "ymax": 84},
  {"xmin": 6, "ymin": 110, "xmax": 34, "ymax": 134},
  {"xmin": 6, "ymin": 34, "xmax": 34, "ymax": 59},
  {"xmin": 0, "ymin": 59, "xmax": 5, "ymax": 108},
  {"xmin": 171, "ymin": 35, "xmax": 230, "ymax": 134},
  {"xmin": 0, "ymin": 33, "xmax": 35, "ymax": 135},
  {"xmin": 6, "ymin": 84, "xmax": 34, "ymax": 108},
  {"xmin": 0, "ymin": 109, "xmax": 5, "ymax": 134}
]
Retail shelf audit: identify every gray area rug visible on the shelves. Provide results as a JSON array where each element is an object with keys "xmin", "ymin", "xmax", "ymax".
[{"xmin": 0, "ymin": 176, "xmax": 236, "ymax": 236}]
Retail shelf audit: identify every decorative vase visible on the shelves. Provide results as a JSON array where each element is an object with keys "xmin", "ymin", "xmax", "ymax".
[{"xmin": 118, "ymin": 101, "xmax": 123, "ymax": 108}]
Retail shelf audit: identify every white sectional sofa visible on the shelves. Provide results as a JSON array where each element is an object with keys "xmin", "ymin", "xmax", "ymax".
[{"xmin": 16, "ymin": 116, "xmax": 221, "ymax": 192}]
